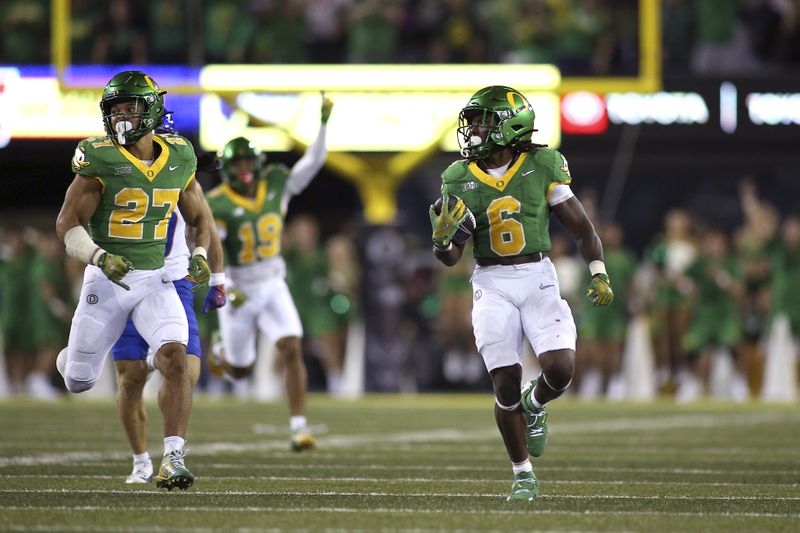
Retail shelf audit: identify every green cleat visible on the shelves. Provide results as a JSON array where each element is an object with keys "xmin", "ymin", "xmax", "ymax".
[
  {"xmin": 154, "ymin": 449, "xmax": 194, "ymax": 491},
  {"xmin": 506, "ymin": 470, "xmax": 540, "ymax": 501},
  {"xmin": 521, "ymin": 379, "xmax": 548, "ymax": 457}
]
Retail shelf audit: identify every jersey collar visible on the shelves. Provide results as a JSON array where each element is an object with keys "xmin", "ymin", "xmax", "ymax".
[
  {"xmin": 116, "ymin": 136, "xmax": 170, "ymax": 182},
  {"xmin": 221, "ymin": 179, "xmax": 267, "ymax": 213},
  {"xmin": 467, "ymin": 152, "xmax": 527, "ymax": 192}
]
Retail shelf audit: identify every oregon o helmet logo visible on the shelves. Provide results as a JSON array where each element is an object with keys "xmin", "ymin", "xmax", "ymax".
[
  {"xmin": 506, "ymin": 91, "xmax": 525, "ymax": 110},
  {"xmin": 86, "ymin": 294, "xmax": 99, "ymax": 304}
]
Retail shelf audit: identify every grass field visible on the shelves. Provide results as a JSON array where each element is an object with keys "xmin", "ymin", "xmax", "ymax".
[{"xmin": 1, "ymin": 394, "xmax": 798, "ymax": 532}]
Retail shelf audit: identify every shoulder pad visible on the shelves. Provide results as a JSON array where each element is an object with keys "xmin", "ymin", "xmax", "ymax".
[
  {"xmin": 159, "ymin": 133, "xmax": 197, "ymax": 164},
  {"xmin": 157, "ymin": 133, "xmax": 193, "ymax": 155},
  {"xmin": 159, "ymin": 133, "xmax": 191, "ymax": 146},
  {"xmin": 441, "ymin": 159, "xmax": 470, "ymax": 184},
  {"xmin": 534, "ymin": 148, "xmax": 572, "ymax": 185},
  {"xmin": 71, "ymin": 137, "xmax": 114, "ymax": 175}
]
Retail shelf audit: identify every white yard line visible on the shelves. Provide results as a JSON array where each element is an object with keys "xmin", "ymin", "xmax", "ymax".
[
  {"xmin": 1, "ymin": 411, "xmax": 797, "ymax": 468},
  {"xmin": 2, "ymin": 488, "xmax": 799, "ymax": 501},
  {"xmin": 0, "ymin": 504, "xmax": 797, "ymax": 519},
  {"xmin": 2, "ymin": 473, "xmax": 798, "ymax": 489}
]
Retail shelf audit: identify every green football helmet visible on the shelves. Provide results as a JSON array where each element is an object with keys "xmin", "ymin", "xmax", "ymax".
[
  {"xmin": 219, "ymin": 136, "xmax": 263, "ymax": 195},
  {"xmin": 457, "ymin": 86, "xmax": 536, "ymax": 160},
  {"xmin": 100, "ymin": 71, "xmax": 167, "ymax": 146}
]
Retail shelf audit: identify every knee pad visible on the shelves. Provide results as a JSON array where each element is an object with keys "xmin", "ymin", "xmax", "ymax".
[
  {"xmin": 65, "ymin": 378, "xmax": 95, "ymax": 394},
  {"xmin": 65, "ymin": 361, "xmax": 97, "ymax": 393}
]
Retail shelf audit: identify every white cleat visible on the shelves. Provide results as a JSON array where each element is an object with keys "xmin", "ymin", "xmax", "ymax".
[{"xmin": 125, "ymin": 462, "xmax": 154, "ymax": 484}]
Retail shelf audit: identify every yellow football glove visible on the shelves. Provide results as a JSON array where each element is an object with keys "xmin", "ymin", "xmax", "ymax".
[
  {"xmin": 321, "ymin": 91, "xmax": 333, "ymax": 124},
  {"xmin": 429, "ymin": 194, "xmax": 468, "ymax": 250},
  {"xmin": 227, "ymin": 287, "xmax": 248, "ymax": 308},
  {"xmin": 187, "ymin": 254, "xmax": 211, "ymax": 286},
  {"xmin": 97, "ymin": 252, "xmax": 133, "ymax": 290},
  {"xmin": 585, "ymin": 273, "xmax": 614, "ymax": 306}
]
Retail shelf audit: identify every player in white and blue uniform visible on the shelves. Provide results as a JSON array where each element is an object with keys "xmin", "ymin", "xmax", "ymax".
[{"xmin": 111, "ymin": 209, "xmax": 225, "ymax": 484}]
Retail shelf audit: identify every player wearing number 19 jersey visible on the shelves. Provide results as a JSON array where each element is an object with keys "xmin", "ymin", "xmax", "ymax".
[
  {"xmin": 55, "ymin": 71, "xmax": 217, "ymax": 490},
  {"xmin": 206, "ymin": 94, "xmax": 333, "ymax": 451},
  {"xmin": 430, "ymin": 86, "xmax": 614, "ymax": 501}
]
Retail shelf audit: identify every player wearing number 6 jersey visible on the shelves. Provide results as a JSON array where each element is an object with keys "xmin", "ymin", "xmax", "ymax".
[
  {"xmin": 430, "ymin": 86, "xmax": 614, "ymax": 501},
  {"xmin": 206, "ymin": 94, "xmax": 333, "ymax": 451},
  {"xmin": 55, "ymin": 71, "xmax": 217, "ymax": 490}
]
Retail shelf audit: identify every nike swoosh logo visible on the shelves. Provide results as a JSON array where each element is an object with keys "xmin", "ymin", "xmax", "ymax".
[
  {"xmin": 169, "ymin": 164, "xmax": 181, "ymax": 171},
  {"xmin": 539, "ymin": 283, "xmax": 554, "ymax": 290},
  {"xmin": 522, "ymin": 169, "xmax": 536, "ymax": 176},
  {"xmin": 267, "ymin": 191, "xmax": 277, "ymax": 201}
]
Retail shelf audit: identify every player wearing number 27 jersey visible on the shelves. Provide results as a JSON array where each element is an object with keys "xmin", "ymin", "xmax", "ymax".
[
  {"xmin": 55, "ymin": 71, "xmax": 219, "ymax": 491},
  {"xmin": 430, "ymin": 86, "xmax": 614, "ymax": 502}
]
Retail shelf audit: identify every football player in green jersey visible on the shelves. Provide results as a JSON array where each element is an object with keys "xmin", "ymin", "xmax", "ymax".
[
  {"xmin": 430, "ymin": 86, "xmax": 614, "ymax": 501},
  {"xmin": 55, "ymin": 71, "xmax": 220, "ymax": 491},
  {"xmin": 206, "ymin": 94, "xmax": 333, "ymax": 451}
]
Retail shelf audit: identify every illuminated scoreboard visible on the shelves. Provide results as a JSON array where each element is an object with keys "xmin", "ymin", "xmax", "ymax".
[
  {"xmin": 197, "ymin": 65, "xmax": 562, "ymax": 152},
  {"xmin": 559, "ymin": 78, "xmax": 800, "ymax": 140}
]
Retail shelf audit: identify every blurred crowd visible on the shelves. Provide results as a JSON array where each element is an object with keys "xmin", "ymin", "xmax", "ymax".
[
  {"xmin": 2, "ymin": 179, "xmax": 799, "ymax": 401},
  {"xmin": 0, "ymin": 214, "xmax": 362, "ymax": 399},
  {"xmin": 3, "ymin": 0, "xmax": 800, "ymax": 76}
]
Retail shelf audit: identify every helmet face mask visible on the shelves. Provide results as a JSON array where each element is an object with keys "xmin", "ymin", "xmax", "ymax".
[
  {"xmin": 457, "ymin": 85, "xmax": 536, "ymax": 160},
  {"xmin": 100, "ymin": 71, "xmax": 167, "ymax": 146},
  {"xmin": 219, "ymin": 137, "xmax": 264, "ymax": 195}
]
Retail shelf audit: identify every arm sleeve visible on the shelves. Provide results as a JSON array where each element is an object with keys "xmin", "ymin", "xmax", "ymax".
[
  {"xmin": 547, "ymin": 184, "xmax": 574, "ymax": 206},
  {"xmin": 285, "ymin": 125, "xmax": 328, "ymax": 197}
]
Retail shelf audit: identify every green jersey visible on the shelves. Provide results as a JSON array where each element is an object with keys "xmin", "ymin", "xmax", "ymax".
[
  {"xmin": 70, "ymin": 133, "xmax": 197, "ymax": 270},
  {"xmin": 685, "ymin": 256, "xmax": 740, "ymax": 313},
  {"xmin": 206, "ymin": 164, "xmax": 290, "ymax": 267},
  {"xmin": 440, "ymin": 148, "xmax": 572, "ymax": 259}
]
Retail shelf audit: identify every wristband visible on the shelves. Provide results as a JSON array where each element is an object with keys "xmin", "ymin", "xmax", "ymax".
[
  {"xmin": 589, "ymin": 260, "xmax": 607, "ymax": 277},
  {"xmin": 192, "ymin": 246, "xmax": 207, "ymax": 259},
  {"xmin": 64, "ymin": 226, "xmax": 105, "ymax": 265},
  {"xmin": 210, "ymin": 273, "xmax": 226, "ymax": 286}
]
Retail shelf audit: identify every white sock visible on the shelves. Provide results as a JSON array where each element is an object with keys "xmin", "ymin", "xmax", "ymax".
[
  {"xmin": 133, "ymin": 452, "xmax": 150, "ymax": 464},
  {"xmin": 163, "ymin": 436, "xmax": 185, "ymax": 455},
  {"xmin": 512, "ymin": 459, "xmax": 533, "ymax": 475},
  {"xmin": 290, "ymin": 416, "xmax": 307, "ymax": 433},
  {"xmin": 531, "ymin": 387, "xmax": 544, "ymax": 410}
]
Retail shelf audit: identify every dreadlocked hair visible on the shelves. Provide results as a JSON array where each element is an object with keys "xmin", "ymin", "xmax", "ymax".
[{"xmin": 516, "ymin": 141, "xmax": 548, "ymax": 153}]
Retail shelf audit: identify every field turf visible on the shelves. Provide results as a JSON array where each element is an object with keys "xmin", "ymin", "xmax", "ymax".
[{"xmin": 1, "ymin": 395, "xmax": 798, "ymax": 532}]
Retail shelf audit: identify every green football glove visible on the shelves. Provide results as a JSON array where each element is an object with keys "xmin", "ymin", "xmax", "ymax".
[
  {"xmin": 227, "ymin": 287, "xmax": 248, "ymax": 308},
  {"xmin": 97, "ymin": 252, "xmax": 133, "ymax": 290},
  {"xmin": 429, "ymin": 194, "xmax": 468, "ymax": 250},
  {"xmin": 321, "ymin": 91, "xmax": 333, "ymax": 124},
  {"xmin": 187, "ymin": 254, "xmax": 211, "ymax": 286},
  {"xmin": 585, "ymin": 273, "xmax": 614, "ymax": 306}
]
